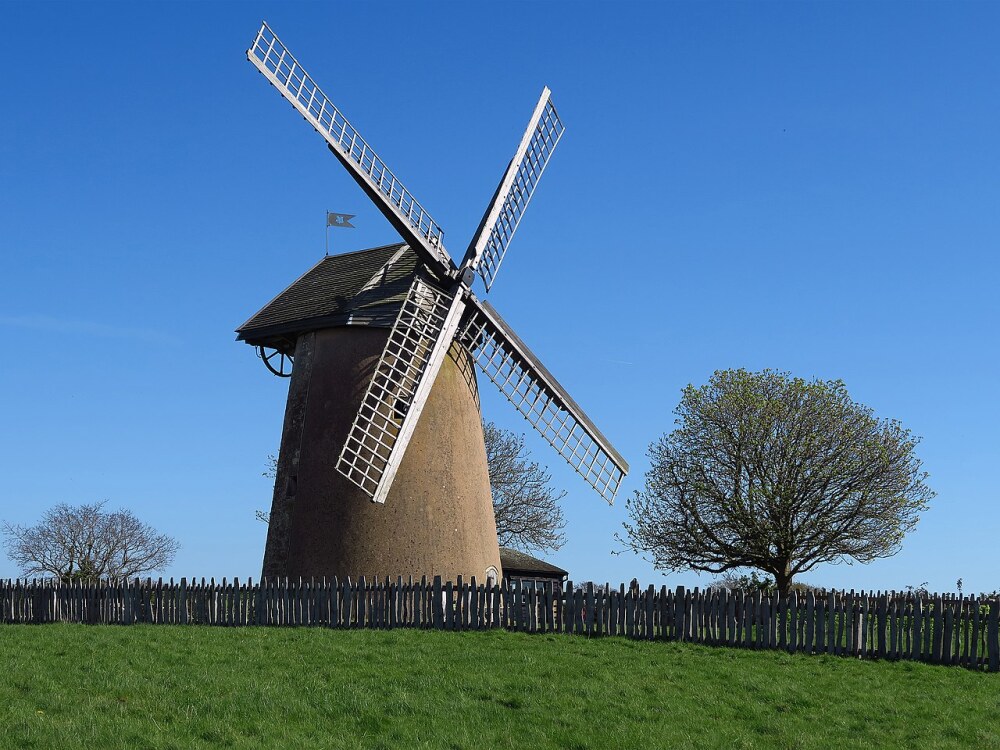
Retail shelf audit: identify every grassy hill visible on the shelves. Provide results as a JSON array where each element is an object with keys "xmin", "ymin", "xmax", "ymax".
[{"xmin": 1, "ymin": 624, "xmax": 997, "ymax": 749}]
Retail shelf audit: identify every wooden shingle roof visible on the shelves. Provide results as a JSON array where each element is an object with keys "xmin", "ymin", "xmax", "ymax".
[
  {"xmin": 235, "ymin": 243, "xmax": 421, "ymax": 353},
  {"xmin": 500, "ymin": 547, "xmax": 568, "ymax": 579}
]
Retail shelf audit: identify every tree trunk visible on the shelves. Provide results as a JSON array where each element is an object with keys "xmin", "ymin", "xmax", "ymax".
[{"xmin": 774, "ymin": 565, "xmax": 794, "ymax": 596}]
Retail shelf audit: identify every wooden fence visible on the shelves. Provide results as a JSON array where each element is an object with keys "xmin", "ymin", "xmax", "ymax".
[{"xmin": 1, "ymin": 576, "xmax": 997, "ymax": 671}]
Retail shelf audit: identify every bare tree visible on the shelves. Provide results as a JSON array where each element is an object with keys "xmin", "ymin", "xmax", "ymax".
[
  {"xmin": 257, "ymin": 429, "xmax": 567, "ymax": 554},
  {"xmin": 622, "ymin": 369, "xmax": 934, "ymax": 595},
  {"xmin": 484, "ymin": 421, "xmax": 566, "ymax": 553},
  {"xmin": 3, "ymin": 501, "xmax": 179, "ymax": 582},
  {"xmin": 256, "ymin": 454, "xmax": 278, "ymax": 524}
]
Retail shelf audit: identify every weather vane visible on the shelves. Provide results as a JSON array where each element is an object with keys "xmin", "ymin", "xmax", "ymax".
[{"xmin": 326, "ymin": 211, "xmax": 355, "ymax": 255}]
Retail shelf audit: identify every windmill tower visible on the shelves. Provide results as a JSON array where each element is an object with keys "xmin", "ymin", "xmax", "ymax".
[{"xmin": 238, "ymin": 23, "xmax": 629, "ymax": 583}]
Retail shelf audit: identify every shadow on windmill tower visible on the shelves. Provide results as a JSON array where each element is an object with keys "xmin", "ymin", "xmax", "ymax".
[
  {"xmin": 237, "ymin": 244, "xmax": 500, "ymax": 582},
  {"xmin": 238, "ymin": 23, "xmax": 629, "ymax": 584}
]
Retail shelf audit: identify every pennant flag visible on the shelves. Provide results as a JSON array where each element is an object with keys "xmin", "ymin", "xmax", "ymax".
[{"xmin": 327, "ymin": 212, "xmax": 356, "ymax": 228}]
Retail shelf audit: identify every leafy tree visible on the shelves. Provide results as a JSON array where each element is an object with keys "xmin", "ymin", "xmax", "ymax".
[
  {"xmin": 710, "ymin": 570, "xmax": 820, "ymax": 595},
  {"xmin": 3, "ymin": 501, "xmax": 179, "ymax": 582},
  {"xmin": 622, "ymin": 369, "xmax": 934, "ymax": 594},
  {"xmin": 905, "ymin": 581, "xmax": 930, "ymax": 597},
  {"xmin": 711, "ymin": 570, "xmax": 777, "ymax": 595},
  {"xmin": 484, "ymin": 421, "xmax": 566, "ymax": 554}
]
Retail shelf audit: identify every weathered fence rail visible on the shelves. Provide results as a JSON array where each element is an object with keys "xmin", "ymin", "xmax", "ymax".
[{"xmin": 2, "ymin": 577, "xmax": 997, "ymax": 671}]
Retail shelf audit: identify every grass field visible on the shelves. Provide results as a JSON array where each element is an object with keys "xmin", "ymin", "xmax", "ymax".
[{"xmin": 0, "ymin": 625, "xmax": 997, "ymax": 749}]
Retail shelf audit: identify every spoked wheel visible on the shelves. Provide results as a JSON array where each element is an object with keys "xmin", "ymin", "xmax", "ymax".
[{"xmin": 257, "ymin": 346, "xmax": 294, "ymax": 377}]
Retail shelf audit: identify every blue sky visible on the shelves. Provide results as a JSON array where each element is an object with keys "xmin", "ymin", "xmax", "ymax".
[{"xmin": 1, "ymin": 2, "xmax": 997, "ymax": 594}]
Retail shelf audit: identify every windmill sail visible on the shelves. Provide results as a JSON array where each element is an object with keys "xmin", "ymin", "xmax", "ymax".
[
  {"xmin": 337, "ymin": 275, "xmax": 466, "ymax": 503},
  {"xmin": 248, "ymin": 25, "xmax": 627, "ymax": 504},
  {"xmin": 458, "ymin": 299, "xmax": 628, "ymax": 503},
  {"xmin": 247, "ymin": 22, "xmax": 455, "ymax": 277},
  {"xmin": 462, "ymin": 87, "xmax": 565, "ymax": 291}
]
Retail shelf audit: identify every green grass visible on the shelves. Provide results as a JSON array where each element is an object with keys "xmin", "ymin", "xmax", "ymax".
[{"xmin": 1, "ymin": 625, "xmax": 997, "ymax": 749}]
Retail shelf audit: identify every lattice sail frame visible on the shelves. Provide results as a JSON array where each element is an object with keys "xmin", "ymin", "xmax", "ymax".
[
  {"xmin": 247, "ymin": 22, "xmax": 629, "ymax": 504},
  {"xmin": 463, "ymin": 88, "xmax": 566, "ymax": 292},
  {"xmin": 458, "ymin": 301, "xmax": 628, "ymax": 503},
  {"xmin": 336, "ymin": 276, "xmax": 466, "ymax": 503},
  {"xmin": 247, "ymin": 22, "xmax": 453, "ymax": 275}
]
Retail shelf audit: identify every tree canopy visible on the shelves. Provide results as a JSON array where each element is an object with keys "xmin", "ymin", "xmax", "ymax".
[
  {"xmin": 622, "ymin": 369, "xmax": 934, "ymax": 594},
  {"xmin": 3, "ymin": 501, "xmax": 179, "ymax": 582}
]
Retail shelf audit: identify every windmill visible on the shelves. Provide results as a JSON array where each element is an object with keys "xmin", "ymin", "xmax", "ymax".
[{"xmin": 238, "ymin": 22, "xmax": 629, "ymax": 582}]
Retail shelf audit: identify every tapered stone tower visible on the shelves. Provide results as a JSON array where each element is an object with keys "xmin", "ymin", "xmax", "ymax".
[{"xmin": 237, "ymin": 244, "xmax": 502, "ymax": 583}]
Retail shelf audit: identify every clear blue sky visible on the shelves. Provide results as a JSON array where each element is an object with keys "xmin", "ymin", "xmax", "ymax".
[{"xmin": 2, "ymin": 2, "xmax": 997, "ymax": 594}]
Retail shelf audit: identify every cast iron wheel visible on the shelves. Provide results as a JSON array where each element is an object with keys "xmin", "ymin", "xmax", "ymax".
[{"xmin": 257, "ymin": 346, "xmax": 294, "ymax": 377}]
